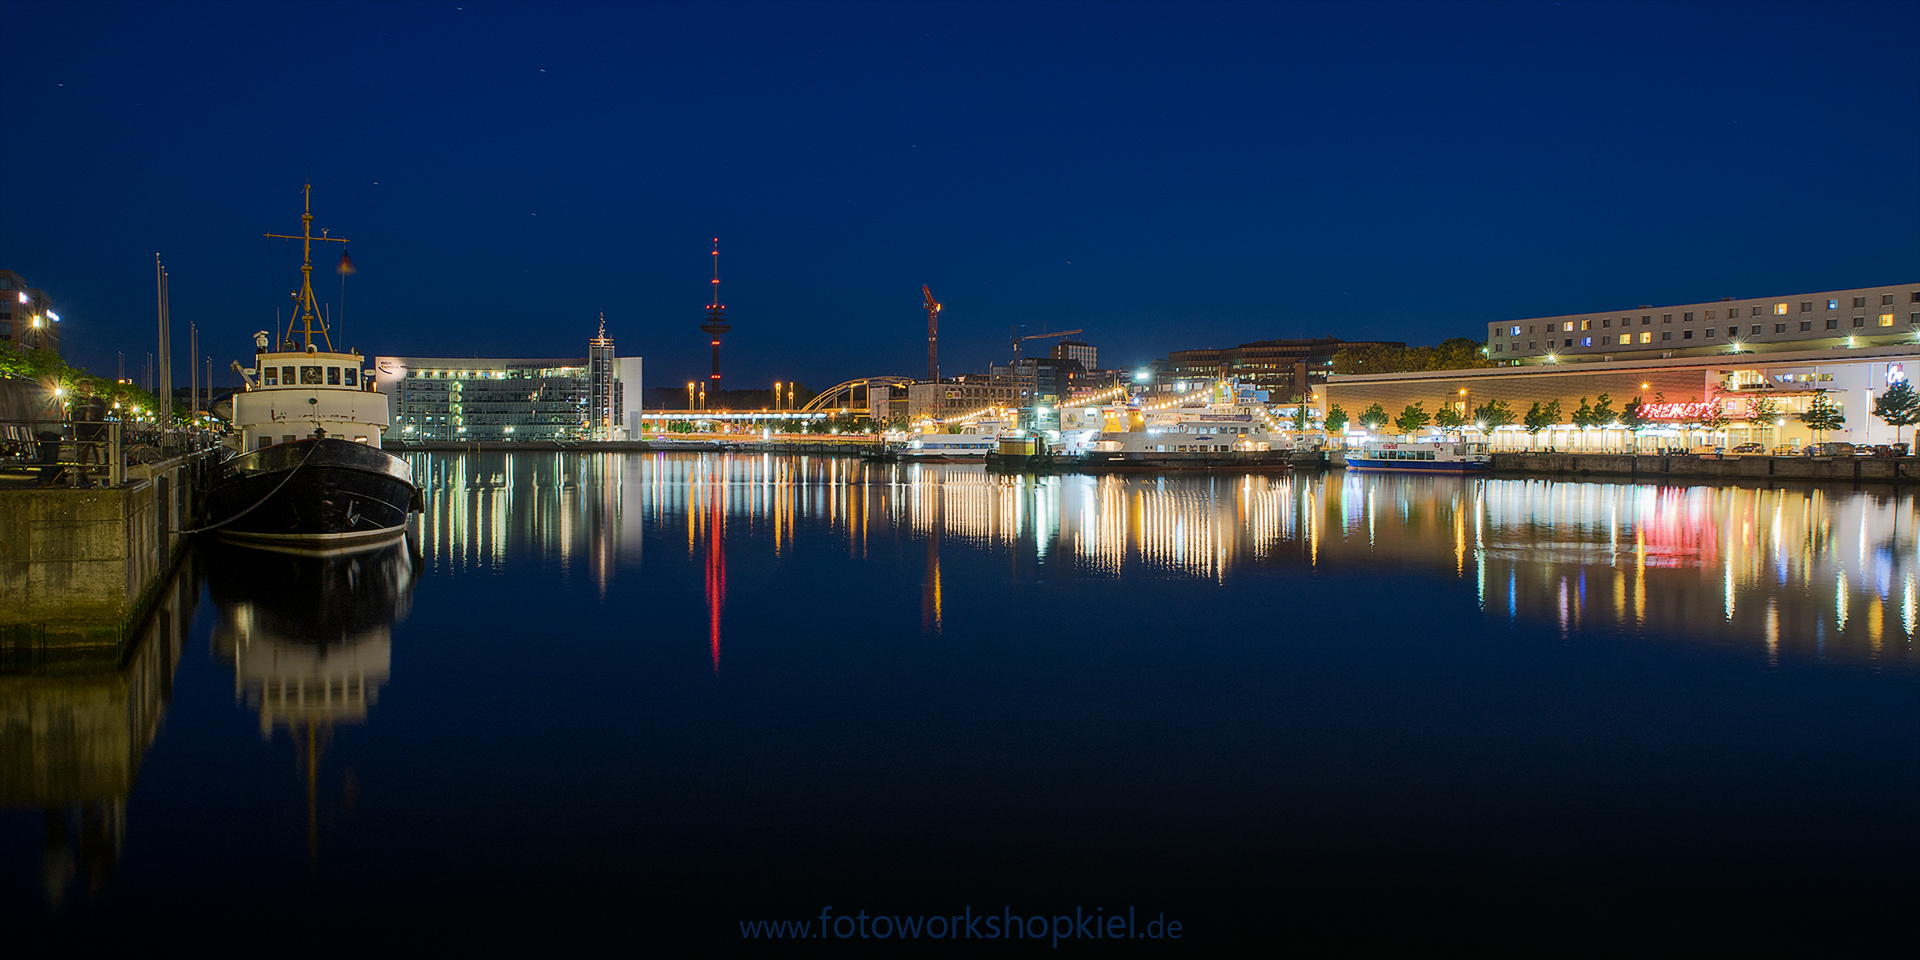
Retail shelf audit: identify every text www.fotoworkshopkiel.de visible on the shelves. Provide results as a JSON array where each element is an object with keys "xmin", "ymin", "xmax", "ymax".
[{"xmin": 740, "ymin": 906, "xmax": 1183, "ymax": 944}]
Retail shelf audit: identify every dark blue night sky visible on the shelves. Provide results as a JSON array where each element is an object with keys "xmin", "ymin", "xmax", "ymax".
[{"xmin": 3, "ymin": 1, "xmax": 1915, "ymax": 390}]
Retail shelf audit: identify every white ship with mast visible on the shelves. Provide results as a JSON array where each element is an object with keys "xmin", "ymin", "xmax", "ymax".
[{"xmin": 202, "ymin": 185, "xmax": 422, "ymax": 550}]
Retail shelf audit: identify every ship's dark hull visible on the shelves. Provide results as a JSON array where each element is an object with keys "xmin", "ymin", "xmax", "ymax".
[{"xmin": 205, "ymin": 438, "xmax": 419, "ymax": 548}]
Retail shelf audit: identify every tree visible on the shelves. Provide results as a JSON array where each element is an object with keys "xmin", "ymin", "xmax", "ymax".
[
  {"xmin": 1618, "ymin": 397, "xmax": 1649, "ymax": 432},
  {"xmin": 1358, "ymin": 403, "xmax": 1389, "ymax": 432},
  {"xmin": 1569, "ymin": 397, "xmax": 1596, "ymax": 428},
  {"xmin": 1434, "ymin": 403, "xmax": 1467, "ymax": 430},
  {"xmin": 1798, "ymin": 390, "xmax": 1846, "ymax": 440},
  {"xmin": 1393, "ymin": 401, "xmax": 1431, "ymax": 435},
  {"xmin": 1522, "ymin": 399, "xmax": 1562, "ymax": 436},
  {"xmin": 1590, "ymin": 393, "xmax": 1617, "ymax": 428},
  {"xmin": 1472, "ymin": 398, "xmax": 1515, "ymax": 429},
  {"xmin": 1872, "ymin": 378, "xmax": 1920, "ymax": 449},
  {"xmin": 1289, "ymin": 404, "xmax": 1311, "ymax": 433},
  {"xmin": 1323, "ymin": 404, "xmax": 1349, "ymax": 435},
  {"xmin": 1329, "ymin": 337, "xmax": 1496, "ymax": 375}
]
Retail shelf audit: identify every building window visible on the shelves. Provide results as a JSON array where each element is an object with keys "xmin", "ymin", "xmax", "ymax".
[
  {"xmin": 1642, "ymin": 316, "xmax": 1651, "ymax": 325},
  {"xmin": 344, "ymin": 368, "xmax": 358, "ymax": 387},
  {"xmin": 1510, "ymin": 325, "xmax": 1521, "ymax": 336},
  {"xmin": 263, "ymin": 368, "xmax": 278, "ymax": 386},
  {"xmin": 1529, "ymin": 341, "xmax": 1536, "ymax": 350},
  {"xmin": 1829, "ymin": 299, "xmax": 1839, "ymax": 309},
  {"xmin": 1663, "ymin": 314, "xmax": 1673, "ymax": 323},
  {"xmin": 1581, "ymin": 337, "xmax": 1592, "ymax": 347},
  {"xmin": 1752, "ymin": 306, "xmax": 1764, "ymax": 316},
  {"xmin": 1639, "ymin": 332, "xmax": 1652, "ymax": 344},
  {"xmin": 282, "ymin": 366, "xmax": 295, "ymax": 383},
  {"xmin": 1773, "ymin": 303, "xmax": 1788, "ymax": 315},
  {"xmin": 1602, "ymin": 318, "xmax": 1612, "ymax": 327},
  {"xmin": 1801, "ymin": 302, "xmax": 1813, "ymax": 312},
  {"xmin": 1547, "ymin": 339, "xmax": 1556, "ymax": 348},
  {"xmin": 1884, "ymin": 295, "xmax": 1895, "ymax": 305},
  {"xmin": 1911, "ymin": 292, "xmax": 1920, "ymax": 303},
  {"xmin": 1849, "ymin": 316, "xmax": 1862, "ymax": 328},
  {"xmin": 1684, "ymin": 312, "xmax": 1695, "ymax": 322},
  {"xmin": 1880, "ymin": 313, "xmax": 1895, "ymax": 327},
  {"xmin": 1683, "ymin": 330, "xmax": 1694, "ymax": 340},
  {"xmin": 1563, "ymin": 322, "xmax": 1574, "ymax": 332},
  {"xmin": 1831, "ymin": 317, "xmax": 1843, "ymax": 329},
  {"xmin": 1581, "ymin": 320, "xmax": 1591, "ymax": 331},
  {"xmin": 327, "ymin": 367, "xmax": 342, "ymax": 385},
  {"xmin": 1854, "ymin": 297, "xmax": 1867, "ymax": 308},
  {"xmin": 1494, "ymin": 343, "xmax": 1503, "ymax": 352},
  {"xmin": 1752, "ymin": 325, "xmax": 1762, "ymax": 335},
  {"xmin": 1706, "ymin": 328, "xmax": 1716, "ymax": 338},
  {"xmin": 1662, "ymin": 331, "xmax": 1672, "ymax": 341},
  {"xmin": 300, "ymin": 366, "xmax": 321, "ymax": 384},
  {"xmin": 1800, "ymin": 321, "xmax": 1813, "ymax": 331}
]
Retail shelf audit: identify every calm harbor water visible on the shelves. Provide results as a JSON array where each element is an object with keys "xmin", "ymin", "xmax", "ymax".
[{"xmin": 6, "ymin": 454, "xmax": 1916, "ymax": 951}]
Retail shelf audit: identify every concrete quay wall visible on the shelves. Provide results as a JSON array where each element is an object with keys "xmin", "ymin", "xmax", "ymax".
[
  {"xmin": 1487, "ymin": 452, "xmax": 1919, "ymax": 482},
  {"xmin": 0, "ymin": 458, "xmax": 198, "ymax": 663}
]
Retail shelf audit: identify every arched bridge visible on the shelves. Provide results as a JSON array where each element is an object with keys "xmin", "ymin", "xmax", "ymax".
[{"xmin": 799, "ymin": 376, "xmax": 915, "ymax": 415}]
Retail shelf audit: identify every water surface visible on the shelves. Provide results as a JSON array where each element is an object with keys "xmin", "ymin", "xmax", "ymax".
[{"xmin": 6, "ymin": 454, "xmax": 1915, "ymax": 951}]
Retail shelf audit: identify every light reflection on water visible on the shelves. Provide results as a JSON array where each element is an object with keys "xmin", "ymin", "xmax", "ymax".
[{"xmin": 411, "ymin": 452, "xmax": 1918, "ymax": 671}]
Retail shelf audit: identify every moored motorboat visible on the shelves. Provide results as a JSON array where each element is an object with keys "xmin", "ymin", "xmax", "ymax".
[
  {"xmin": 1073, "ymin": 401, "xmax": 1293, "ymax": 473},
  {"xmin": 1342, "ymin": 438, "xmax": 1492, "ymax": 473},
  {"xmin": 203, "ymin": 185, "xmax": 422, "ymax": 549}
]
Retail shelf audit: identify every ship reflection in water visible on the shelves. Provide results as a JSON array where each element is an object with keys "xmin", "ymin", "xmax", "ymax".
[
  {"xmin": 408, "ymin": 453, "xmax": 1916, "ymax": 670},
  {"xmin": 204, "ymin": 540, "xmax": 418, "ymax": 854}
]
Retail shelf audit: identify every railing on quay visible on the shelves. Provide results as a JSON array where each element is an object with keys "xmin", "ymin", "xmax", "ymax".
[{"xmin": 0, "ymin": 418, "xmax": 224, "ymax": 489}]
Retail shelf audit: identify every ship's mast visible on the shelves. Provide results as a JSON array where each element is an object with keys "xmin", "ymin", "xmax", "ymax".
[{"xmin": 265, "ymin": 183, "xmax": 348, "ymax": 351}]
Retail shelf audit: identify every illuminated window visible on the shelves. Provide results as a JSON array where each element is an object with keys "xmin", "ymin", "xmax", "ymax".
[
  {"xmin": 1774, "ymin": 303, "xmax": 1789, "ymax": 315},
  {"xmin": 1829, "ymin": 299, "xmax": 1839, "ymax": 309},
  {"xmin": 1581, "ymin": 320, "xmax": 1591, "ymax": 331},
  {"xmin": 1640, "ymin": 332, "xmax": 1652, "ymax": 344},
  {"xmin": 1509, "ymin": 325, "xmax": 1521, "ymax": 336},
  {"xmin": 1563, "ymin": 321, "xmax": 1574, "ymax": 332},
  {"xmin": 1581, "ymin": 337, "xmax": 1592, "ymax": 347},
  {"xmin": 1880, "ymin": 313, "xmax": 1895, "ymax": 327}
]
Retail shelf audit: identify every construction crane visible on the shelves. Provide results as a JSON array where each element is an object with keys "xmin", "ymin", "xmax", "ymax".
[
  {"xmin": 1009, "ymin": 327, "xmax": 1083, "ymax": 359},
  {"xmin": 922, "ymin": 284, "xmax": 942, "ymax": 383}
]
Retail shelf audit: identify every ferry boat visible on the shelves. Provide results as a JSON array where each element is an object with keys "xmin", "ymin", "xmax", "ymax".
[
  {"xmin": 1075, "ymin": 403, "xmax": 1293, "ymax": 472},
  {"xmin": 891, "ymin": 420, "xmax": 1005, "ymax": 461},
  {"xmin": 203, "ymin": 185, "xmax": 423, "ymax": 549},
  {"xmin": 1343, "ymin": 439, "xmax": 1492, "ymax": 473}
]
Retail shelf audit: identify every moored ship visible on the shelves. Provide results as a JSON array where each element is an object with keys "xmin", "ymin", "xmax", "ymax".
[
  {"xmin": 1343, "ymin": 439, "xmax": 1492, "ymax": 473},
  {"xmin": 1074, "ymin": 402, "xmax": 1294, "ymax": 473},
  {"xmin": 203, "ymin": 185, "xmax": 422, "ymax": 550}
]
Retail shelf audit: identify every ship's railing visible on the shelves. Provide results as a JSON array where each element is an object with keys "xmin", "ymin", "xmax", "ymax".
[{"xmin": 0, "ymin": 418, "xmax": 225, "ymax": 488}]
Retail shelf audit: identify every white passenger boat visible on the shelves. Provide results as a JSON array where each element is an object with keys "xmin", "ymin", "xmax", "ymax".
[
  {"xmin": 1343, "ymin": 439, "xmax": 1492, "ymax": 473},
  {"xmin": 893, "ymin": 420, "xmax": 1005, "ymax": 461},
  {"xmin": 1076, "ymin": 403, "xmax": 1293, "ymax": 472}
]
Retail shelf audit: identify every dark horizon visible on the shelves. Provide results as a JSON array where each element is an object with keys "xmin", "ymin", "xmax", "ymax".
[{"xmin": 2, "ymin": 1, "xmax": 1914, "ymax": 392}]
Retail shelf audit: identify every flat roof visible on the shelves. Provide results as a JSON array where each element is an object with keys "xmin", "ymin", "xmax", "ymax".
[{"xmin": 1328, "ymin": 344, "xmax": 1920, "ymax": 386}]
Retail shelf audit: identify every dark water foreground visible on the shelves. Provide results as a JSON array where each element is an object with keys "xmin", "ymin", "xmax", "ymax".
[{"xmin": 5, "ymin": 453, "xmax": 1914, "ymax": 953}]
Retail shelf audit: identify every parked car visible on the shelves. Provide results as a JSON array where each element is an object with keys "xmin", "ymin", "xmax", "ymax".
[
  {"xmin": 1688, "ymin": 445, "xmax": 1724, "ymax": 457},
  {"xmin": 1730, "ymin": 442, "xmax": 1765, "ymax": 454},
  {"xmin": 1804, "ymin": 442, "xmax": 1857, "ymax": 457},
  {"xmin": 1771, "ymin": 444, "xmax": 1802, "ymax": 456}
]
